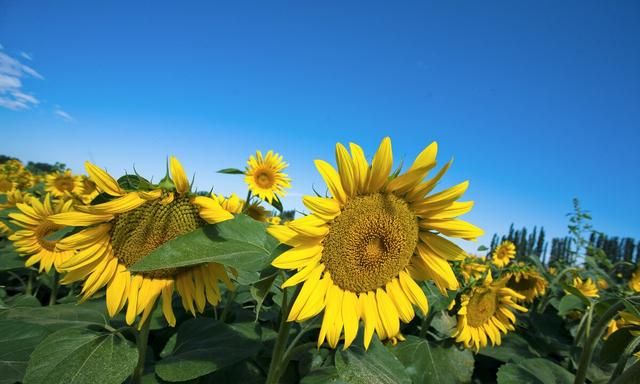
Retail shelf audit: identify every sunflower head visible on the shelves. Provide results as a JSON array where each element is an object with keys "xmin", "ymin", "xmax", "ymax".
[
  {"xmin": 453, "ymin": 276, "xmax": 527, "ymax": 351},
  {"xmin": 46, "ymin": 170, "xmax": 83, "ymax": 198},
  {"xmin": 503, "ymin": 267, "xmax": 548, "ymax": 303},
  {"xmin": 460, "ymin": 255, "xmax": 489, "ymax": 283},
  {"xmin": 0, "ymin": 175, "xmax": 16, "ymax": 194},
  {"xmin": 244, "ymin": 150, "xmax": 291, "ymax": 203},
  {"xmin": 80, "ymin": 176, "xmax": 100, "ymax": 204},
  {"xmin": 8, "ymin": 193, "xmax": 75, "ymax": 272},
  {"xmin": 267, "ymin": 137, "xmax": 483, "ymax": 349},
  {"xmin": 491, "ymin": 241, "xmax": 516, "ymax": 268},
  {"xmin": 570, "ymin": 276, "xmax": 599, "ymax": 298},
  {"xmin": 48, "ymin": 156, "xmax": 236, "ymax": 327}
]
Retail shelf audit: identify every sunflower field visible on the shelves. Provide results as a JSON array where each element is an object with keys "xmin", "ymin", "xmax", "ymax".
[{"xmin": 0, "ymin": 138, "xmax": 638, "ymax": 384}]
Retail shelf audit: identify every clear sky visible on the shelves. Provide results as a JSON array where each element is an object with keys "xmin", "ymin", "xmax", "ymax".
[{"xmin": 1, "ymin": 1, "xmax": 639, "ymax": 252}]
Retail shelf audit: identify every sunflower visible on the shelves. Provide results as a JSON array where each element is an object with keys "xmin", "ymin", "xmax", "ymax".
[
  {"xmin": 48, "ymin": 157, "xmax": 236, "ymax": 326},
  {"xmin": 267, "ymin": 216, "xmax": 282, "ymax": 225},
  {"xmin": 460, "ymin": 255, "xmax": 489, "ymax": 283},
  {"xmin": 453, "ymin": 276, "xmax": 527, "ymax": 351},
  {"xmin": 79, "ymin": 175, "xmax": 100, "ymax": 204},
  {"xmin": 8, "ymin": 194, "xmax": 75, "ymax": 272},
  {"xmin": 0, "ymin": 175, "xmax": 16, "ymax": 194},
  {"xmin": 0, "ymin": 189, "xmax": 34, "ymax": 210},
  {"xmin": 267, "ymin": 137, "xmax": 483, "ymax": 349},
  {"xmin": 215, "ymin": 193, "xmax": 270, "ymax": 222},
  {"xmin": 491, "ymin": 241, "xmax": 516, "ymax": 268},
  {"xmin": 629, "ymin": 268, "xmax": 640, "ymax": 292},
  {"xmin": 548, "ymin": 266, "xmax": 557, "ymax": 276},
  {"xmin": 502, "ymin": 268, "xmax": 548, "ymax": 303},
  {"xmin": 570, "ymin": 277, "xmax": 599, "ymax": 298},
  {"xmin": 596, "ymin": 278, "xmax": 609, "ymax": 290},
  {"xmin": 46, "ymin": 170, "xmax": 84, "ymax": 198},
  {"xmin": 245, "ymin": 150, "xmax": 291, "ymax": 203}
]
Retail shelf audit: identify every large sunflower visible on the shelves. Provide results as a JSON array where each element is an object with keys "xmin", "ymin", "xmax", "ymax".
[
  {"xmin": 49, "ymin": 157, "xmax": 235, "ymax": 326},
  {"xmin": 491, "ymin": 241, "xmax": 516, "ymax": 268},
  {"xmin": 502, "ymin": 267, "xmax": 548, "ymax": 303},
  {"xmin": 267, "ymin": 137, "xmax": 483, "ymax": 349},
  {"xmin": 453, "ymin": 276, "xmax": 527, "ymax": 351},
  {"xmin": 46, "ymin": 170, "xmax": 84, "ymax": 198},
  {"xmin": 8, "ymin": 194, "xmax": 75, "ymax": 272},
  {"xmin": 245, "ymin": 150, "xmax": 291, "ymax": 203}
]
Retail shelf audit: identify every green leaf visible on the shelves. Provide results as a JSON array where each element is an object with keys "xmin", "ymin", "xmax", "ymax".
[
  {"xmin": 23, "ymin": 327, "xmax": 138, "ymax": 384},
  {"xmin": 217, "ymin": 168, "xmax": 245, "ymax": 175},
  {"xmin": 118, "ymin": 174, "xmax": 153, "ymax": 190},
  {"xmin": 479, "ymin": 333, "xmax": 540, "ymax": 363},
  {"xmin": 0, "ymin": 243, "xmax": 26, "ymax": 271},
  {"xmin": 301, "ymin": 367, "xmax": 347, "ymax": 384},
  {"xmin": 0, "ymin": 301, "xmax": 108, "ymax": 330},
  {"xmin": 131, "ymin": 215, "xmax": 278, "ymax": 273},
  {"xmin": 477, "ymin": 245, "xmax": 489, "ymax": 251},
  {"xmin": 0, "ymin": 320, "xmax": 50, "ymax": 384},
  {"xmin": 335, "ymin": 337, "xmax": 410, "ymax": 384},
  {"xmin": 155, "ymin": 318, "xmax": 262, "ymax": 382},
  {"xmin": 391, "ymin": 336, "xmax": 474, "ymax": 384},
  {"xmin": 558, "ymin": 294, "xmax": 585, "ymax": 316},
  {"xmin": 249, "ymin": 272, "xmax": 278, "ymax": 320},
  {"xmin": 496, "ymin": 358, "xmax": 574, "ymax": 384}
]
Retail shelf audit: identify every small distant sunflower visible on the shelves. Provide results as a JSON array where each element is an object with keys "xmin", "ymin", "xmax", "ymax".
[
  {"xmin": 570, "ymin": 277, "xmax": 599, "ymax": 298},
  {"xmin": 453, "ymin": 276, "xmax": 527, "ymax": 351},
  {"xmin": 8, "ymin": 194, "xmax": 75, "ymax": 272},
  {"xmin": 46, "ymin": 170, "xmax": 83, "ymax": 198},
  {"xmin": 268, "ymin": 137, "xmax": 483, "ymax": 349},
  {"xmin": 0, "ymin": 175, "xmax": 16, "ymax": 194},
  {"xmin": 215, "ymin": 193, "xmax": 270, "ymax": 222},
  {"xmin": 245, "ymin": 150, "xmax": 291, "ymax": 203},
  {"xmin": 246, "ymin": 202, "xmax": 269, "ymax": 222},
  {"xmin": 49, "ymin": 157, "xmax": 236, "ymax": 326},
  {"xmin": 629, "ymin": 268, "xmax": 640, "ymax": 292},
  {"xmin": 596, "ymin": 278, "xmax": 609, "ymax": 290},
  {"xmin": 491, "ymin": 241, "xmax": 516, "ymax": 268},
  {"xmin": 548, "ymin": 266, "xmax": 558, "ymax": 276},
  {"xmin": 460, "ymin": 256, "xmax": 489, "ymax": 283},
  {"xmin": 503, "ymin": 268, "xmax": 548, "ymax": 303},
  {"xmin": 79, "ymin": 176, "xmax": 100, "ymax": 204},
  {"xmin": 0, "ymin": 190, "xmax": 34, "ymax": 210},
  {"xmin": 267, "ymin": 216, "xmax": 281, "ymax": 225}
]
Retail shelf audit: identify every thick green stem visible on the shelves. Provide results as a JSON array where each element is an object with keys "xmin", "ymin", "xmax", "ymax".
[
  {"xmin": 242, "ymin": 190, "xmax": 253, "ymax": 213},
  {"xmin": 26, "ymin": 270, "xmax": 34, "ymax": 296},
  {"xmin": 574, "ymin": 300, "xmax": 626, "ymax": 384},
  {"xmin": 220, "ymin": 289, "xmax": 237, "ymax": 323},
  {"xmin": 49, "ymin": 271, "xmax": 59, "ymax": 306},
  {"xmin": 131, "ymin": 314, "xmax": 153, "ymax": 384},
  {"xmin": 419, "ymin": 310, "xmax": 438, "ymax": 338},
  {"xmin": 265, "ymin": 286, "xmax": 292, "ymax": 384}
]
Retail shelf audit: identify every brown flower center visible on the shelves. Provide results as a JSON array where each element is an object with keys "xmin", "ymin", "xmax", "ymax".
[
  {"xmin": 322, "ymin": 193, "xmax": 418, "ymax": 293},
  {"xmin": 466, "ymin": 288, "xmax": 498, "ymax": 327}
]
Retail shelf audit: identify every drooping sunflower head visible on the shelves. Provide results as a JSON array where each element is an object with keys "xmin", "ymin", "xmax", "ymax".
[
  {"xmin": 502, "ymin": 268, "xmax": 548, "ymax": 303},
  {"xmin": 570, "ymin": 276, "xmax": 599, "ymax": 298},
  {"xmin": 267, "ymin": 137, "xmax": 483, "ymax": 349},
  {"xmin": 244, "ymin": 150, "xmax": 291, "ymax": 203},
  {"xmin": 453, "ymin": 276, "xmax": 527, "ymax": 351},
  {"xmin": 629, "ymin": 268, "xmax": 640, "ymax": 292},
  {"xmin": 491, "ymin": 241, "xmax": 516, "ymax": 268},
  {"xmin": 49, "ymin": 156, "xmax": 236, "ymax": 327},
  {"xmin": 8, "ymin": 193, "xmax": 75, "ymax": 272},
  {"xmin": 46, "ymin": 170, "xmax": 83, "ymax": 198}
]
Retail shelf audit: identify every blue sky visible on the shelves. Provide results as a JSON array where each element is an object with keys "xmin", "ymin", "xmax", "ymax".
[{"xmin": 1, "ymin": 1, "xmax": 639, "ymax": 252}]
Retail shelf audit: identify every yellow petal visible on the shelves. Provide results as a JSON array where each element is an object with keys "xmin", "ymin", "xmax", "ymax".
[
  {"xmin": 419, "ymin": 231, "xmax": 467, "ymax": 260},
  {"xmin": 386, "ymin": 278, "xmax": 414, "ymax": 323},
  {"xmin": 419, "ymin": 219, "xmax": 484, "ymax": 241},
  {"xmin": 76, "ymin": 192, "xmax": 146, "ymax": 214},
  {"xmin": 170, "ymin": 156, "xmax": 190, "ymax": 195},
  {"xmin": 272, "ymin": 244, "xmax": 323, "ymax": 270},
  {"xmin": 349, "ymin": 143, "xmax": 369, "ymax": 194},
  {"xmin": 335, "ymin": 143, "xmax": 357, "ymax": 197},
  {"xmin": 366, "ymin": 137, "xmax": 392, "ymax": 193},
  {"xmin": 314, "ymin": 160, "xmax": 346, "ymax": 204},
  {"xmin": 287, "ymin": 265, "xmax": 324, "ymax": 321},
  {"xmin": 49, "ymin": 211, "xmax": 113, "ymax": 227},
  {"xmin": 376, "ymin": 288, "xmax": 399, "ymax": 339},
  {"xmin": 56, "ymin": 224, "xmax": 111, "ymax": 251},
  {"xmin": 342, "ymin": 290, "xmax": 360, "ymax": 349},
  {"xmin": 85, "ymin": 161, "xmax": 124, "ymax": 196},
  {"xmin": 302, "ymin": 196, "xmax": 340, "ymax": 220}
]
